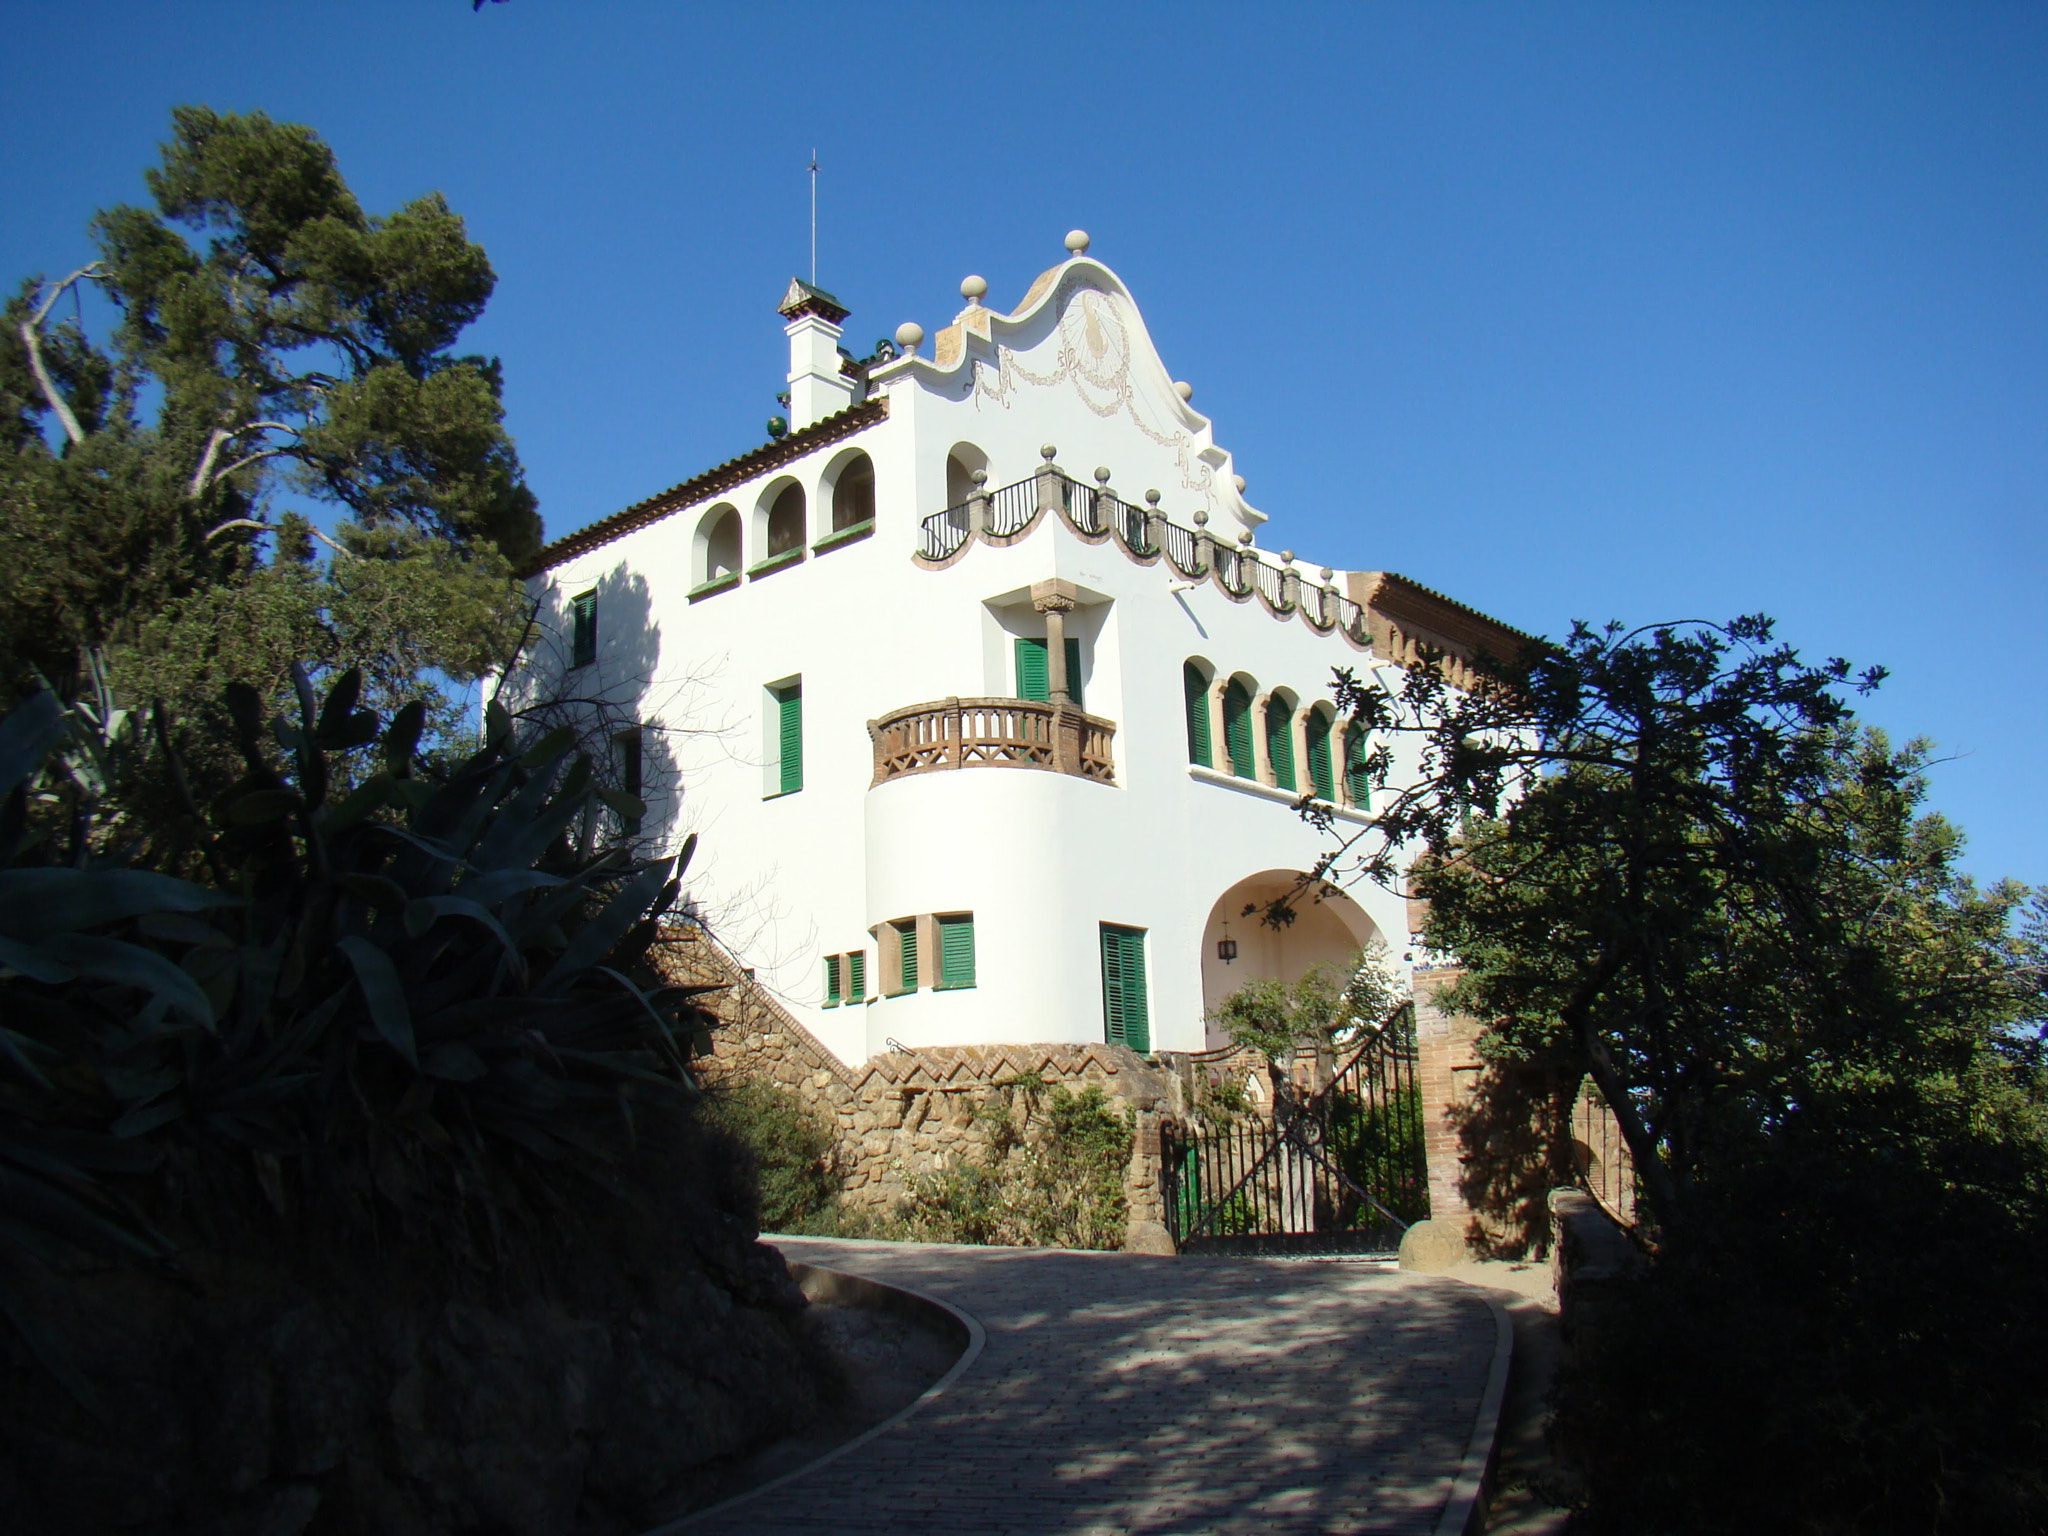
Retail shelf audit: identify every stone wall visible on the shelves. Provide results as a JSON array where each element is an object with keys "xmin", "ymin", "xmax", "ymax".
[{"xmin": 656, "ymin": 931, "xmax": 1178, "ymax": 1249}]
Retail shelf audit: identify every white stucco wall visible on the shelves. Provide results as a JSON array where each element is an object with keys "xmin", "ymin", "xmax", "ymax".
[{"xmin": 519, "ymin": 252, "xmax": 1445, "ymax": 1069}]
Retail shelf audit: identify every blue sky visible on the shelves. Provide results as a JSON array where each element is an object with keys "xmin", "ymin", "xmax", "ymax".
[{"xmin": 4, "ymin": 2, "xmax": 2043, "ymax": 883}]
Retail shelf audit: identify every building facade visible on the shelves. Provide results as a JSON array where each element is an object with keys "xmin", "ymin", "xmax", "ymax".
[{"xmin": 512, "ymin": 234, "xmax": 1522, "ymax": 1074}]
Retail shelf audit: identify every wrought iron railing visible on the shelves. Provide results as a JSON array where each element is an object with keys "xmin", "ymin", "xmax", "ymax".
[
  {"xmin": 1161, "ymin": 1003, "xmax": 1428, "ymax": 1255},
  {"xmin": 920, "ymin": 505, "xmax": 973, "ymax": 561},
  {"xmin": 1252, "ymin": 556, "xmax": 1289, "ymax": 611},
  {"xmin": 1573, "ymin": 1078, "xmax": 1639, "ymax": 1228},
  {"xmin": 1158, "ymin": 516, "xmax": 1199, "ymax": 574},
  {"xmin": 868, "ymin": 696, "xmax": 1116, "ymax": 786},
  {"xmin": 915, "ymin": 467, "xmax": 1371, "ymax": 644},
  {"xmin": 988, "ymin": 476, "xmax": 1037, "ymax": 537}
]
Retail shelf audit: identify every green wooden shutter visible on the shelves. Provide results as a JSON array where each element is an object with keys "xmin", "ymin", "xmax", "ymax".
[
  {"xmin": 1306, "ymin": 712, "xmax": 1335, "ymax": 800},
  {"xmin": 847, "ymin": 950, "xmax": 866, "ymax": 1001},
  {"xmin": 572, "ymin": 591, "xmax": 597, "ymax": 668},
  {"xmin": 776, "ymin": 683, "xmax": 803, "ymax": 794},
  {"xmin": 1222, "ymin": 680, "xmax": 1255, "ymax": 779},
  {"xmin": 1184, "ymin": 663, "xmax": 1212, "ymax": 767},
  {"xmin": 897, "ymin": 920, "xmax": 918, "ymax": 993},
  {"xmin": 1013, "ymin": 637, "xmax": 1082, "ymax": 705},
  {"xmin": 1013, "ymin": 637, "xmax": 1048, "ymax": 701},
  {"xmin": 1343, "ymin": 724, "xmax": 1371, "ymax": 807},
  {"xmin": 1099, "ymin": 924, "xmax": 1150, "ymax": 1052},
  {"xmin": 1265, "ymin": 698, "xmax": 1295, "ymax": 791},
  {"xmin": 824, "ymin": 955, "xmax": 841, "ymax": 1006},
  {"xmin": 937, "ymin": 915, "xmax": 976, "ymax": 989}
]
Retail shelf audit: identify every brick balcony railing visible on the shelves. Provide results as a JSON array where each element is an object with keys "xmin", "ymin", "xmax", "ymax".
[{"xmin": 868, "ymin": 696, "xmax": 1116, "ymax": 787}]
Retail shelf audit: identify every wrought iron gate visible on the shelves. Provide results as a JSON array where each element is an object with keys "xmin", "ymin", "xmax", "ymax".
[{"xmin": 1162, "ymin": 1004, "xmax": 1430, "ymax": 1255}]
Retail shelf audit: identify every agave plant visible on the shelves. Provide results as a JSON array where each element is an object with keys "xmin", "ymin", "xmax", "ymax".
[{"xmin": 0, "ymin": 667, "xmax": 717, "ymax": 1405}]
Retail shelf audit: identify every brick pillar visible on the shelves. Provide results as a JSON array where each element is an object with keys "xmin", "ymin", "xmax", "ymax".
[
  {"xmin": 1412, "ymin": 965, "xmax": 1482, "ymax": 1223},
  {"xmin": 1122, "ymin": 1107, "xmax": 1178, "ymax": 1254}
]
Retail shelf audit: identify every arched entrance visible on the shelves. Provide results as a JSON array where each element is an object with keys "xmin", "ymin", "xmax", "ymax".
[{"xmin": 1200, "ymin": 870, "xmax": 1383, "ymax": 1048}]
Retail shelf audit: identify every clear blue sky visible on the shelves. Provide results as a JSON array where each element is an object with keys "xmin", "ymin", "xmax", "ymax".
[{"xmin": 5, "ymin": 2, "xmax": 2043, "ymax": 884}]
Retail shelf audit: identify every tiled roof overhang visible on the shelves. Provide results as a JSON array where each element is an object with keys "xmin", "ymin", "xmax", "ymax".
[
  {"xmin": 520, "ymin": 398, "xmax": 889, "ymax": 577},
  {"xmin": 1355, "ymin": 570, "xmax": 1535, "ymax": 665}
]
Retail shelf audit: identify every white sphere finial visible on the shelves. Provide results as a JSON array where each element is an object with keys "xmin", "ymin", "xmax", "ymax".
[
  {"xmin": 1064, "ymin": 229, "xmax": 1091, "ymax": 254},
  {"xmin": 1174, "ymin": 380, "xmax": 1193, "ymax": 402},
  {"xmin": 960, "ymin": 275, "xmax": 987, "ymax": 302},
  {"xmin": 1233, "ymin": 474, "xmax": 1247, "ymax": 493},
  {"xmin": 895, "ymin": 321, "xmax": 924, "ymax": 353}
]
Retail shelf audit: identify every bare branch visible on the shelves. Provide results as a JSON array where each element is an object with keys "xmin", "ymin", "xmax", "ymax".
[
  {"xmin": 204, "ymin": 517, "xmax": 271, "ymax": 542},
  {"xmin": 188, "ymin": 420, "xmax": 303, "ymax": 498},
  {"xmin": 19, "ymin": 263, "xmax": 104, "ymax": 447},
  {"xmin": 212, "ymin": 446, "xmax": 293, "ymax": 483},
  {"xmin": 202, "ymin": 517, "xmax": 354, "ymax": 561},
  {"xmin": 188, "ymin": 427, "xmax": 231, "ymax": 497}
]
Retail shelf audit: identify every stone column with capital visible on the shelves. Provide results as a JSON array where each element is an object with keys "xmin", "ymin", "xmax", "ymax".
[{"xmin": 1030, "ymin": 578, "xmax": 1080, "ymax": 705}]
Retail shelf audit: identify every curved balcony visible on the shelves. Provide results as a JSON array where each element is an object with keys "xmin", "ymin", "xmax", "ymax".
[{"xmin": 868, "ymin": 697, "xmax": 1116, "ymax": 788}]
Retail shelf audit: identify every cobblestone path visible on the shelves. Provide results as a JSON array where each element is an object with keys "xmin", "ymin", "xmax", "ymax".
[{"xmin": 680, "ymin": 1237, "xmax": 1503, "ymax": 1536}]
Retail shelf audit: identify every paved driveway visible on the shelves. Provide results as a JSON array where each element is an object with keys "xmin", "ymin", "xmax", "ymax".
[{"xmin": 677, "ymin": 1238, "xmax": 1506, "ymax": 1536}]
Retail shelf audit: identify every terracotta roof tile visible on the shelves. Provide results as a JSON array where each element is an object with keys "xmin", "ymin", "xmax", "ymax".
[{"xmin": 520, "ymin": 398, "xmax": 887, "ymax": 577}]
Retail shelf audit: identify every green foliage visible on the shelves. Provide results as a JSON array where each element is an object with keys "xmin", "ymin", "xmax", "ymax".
[
  {"xmin": 2, "ymin": 106, "xmax": 533, "ymax": 804},
  {"xmin": 1323, "ymin": 616, "xmax": 2048, "ymax": 1531},
  {"xmin": 0, "ymin": 670, "xmax": 713, "ymax": 1408},
  {"xmin": 1206, "ymin": 944, "xmax": 1402, "ymax": 1063},
  {"xmin": 1192, "ymin": 1070, "xmax": 1252, "ymax": 1129},
  {"xmin": 1324, "ymin": 1081, "xmax": 1430, "ymax": 1226},
  {"xmin": 898, "ymin": 1083, "xmax": 1134, "ymax": 1250},
  {"xmin": 698, "ymin": 1075, "xmax": 839, "ymax": 1233}
]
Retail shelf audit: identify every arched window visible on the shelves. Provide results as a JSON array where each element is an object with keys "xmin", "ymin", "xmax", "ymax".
[
  {"xmin": 765, "ymin": 483, "xmax": 806, "ymax": 559},
  {"xmin": 830, "ymin": 452, "xmax": 875, "ymax": 532},
  {"xmin": 1264, "ymin": 693, "xmax": 1297, "ymax": 792},
  {"xmin": 696, "ymin": 505, "xmax": 741, "ymax": 586},
  {"xmin": 946, "ymin": 443, "xmax": 990, "ymax": 509},
  {"xmin": 1342, "ymin": 723, "xmax": 1372, "ymax": 808},
  {"xmin": 1183, "ymin": 660, "xmax": 1213, "ymax": 767},
  {"xmin": 1305, "ymin": 708, "xmax": 1336, "ymax": 801},
  {"xmin": 1222, "ymin": 678, "xmax": 1256, "ymax": 780}
]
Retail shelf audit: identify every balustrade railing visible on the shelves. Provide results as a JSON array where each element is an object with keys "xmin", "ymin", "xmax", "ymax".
[
  {"xmin": 869, "ymin": 696, "xmax": 1116, "ymax": 787},
  {"xmin": 915, "ymin": 467, "xmax": 1372, "ymax": 644}
]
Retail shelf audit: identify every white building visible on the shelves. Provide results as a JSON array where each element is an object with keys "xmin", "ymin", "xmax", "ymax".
[{"xmin": 513, "ymin": 233, "xmax": 1521, "ymax": 1071}]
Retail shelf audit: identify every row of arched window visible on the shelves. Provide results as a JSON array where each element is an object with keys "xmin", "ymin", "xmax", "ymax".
[
  {"xmin": 691, "ymin": 448, "xmax": 877, "ymax": 591},
  {"xmin": 1182, "ymin": 660, "xmax": 1370, "ymax": 808}
]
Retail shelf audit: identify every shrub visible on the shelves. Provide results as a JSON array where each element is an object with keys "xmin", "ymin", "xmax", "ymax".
[
  {"xmin": 698, "ymin": 1075, "xmax": 840, "ymax": 1232},
  {"xmin": 898, "ymin": 1081, "xmax": 1133, "ymax": 1249},
  {"xmin": 0, "ymin": 669, "xmax": 717, "ymax": 1403}
]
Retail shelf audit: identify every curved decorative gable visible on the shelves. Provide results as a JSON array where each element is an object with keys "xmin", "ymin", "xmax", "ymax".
[{"xmin": 878, "ymin": 256, "xmax": 1269, "ymax": 533}]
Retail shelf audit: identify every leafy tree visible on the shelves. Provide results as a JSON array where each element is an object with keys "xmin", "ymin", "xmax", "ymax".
[
  {"xmin": 1, "ymin": 106, "xmax": 534, "ymax": 766},
  {"xmin": 1206, "ymin": 943, "xmax": 1402, "ymax": 1065},
  {"xmin": 1318, "ymin": 617, "xmax": 2048, "ymax": 1531}
]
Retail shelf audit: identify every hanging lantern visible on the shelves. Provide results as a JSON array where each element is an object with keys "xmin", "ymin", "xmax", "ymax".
[{"xmin": 1217, "ymin": 921, "xmax": 1238, "ymax": 964}]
